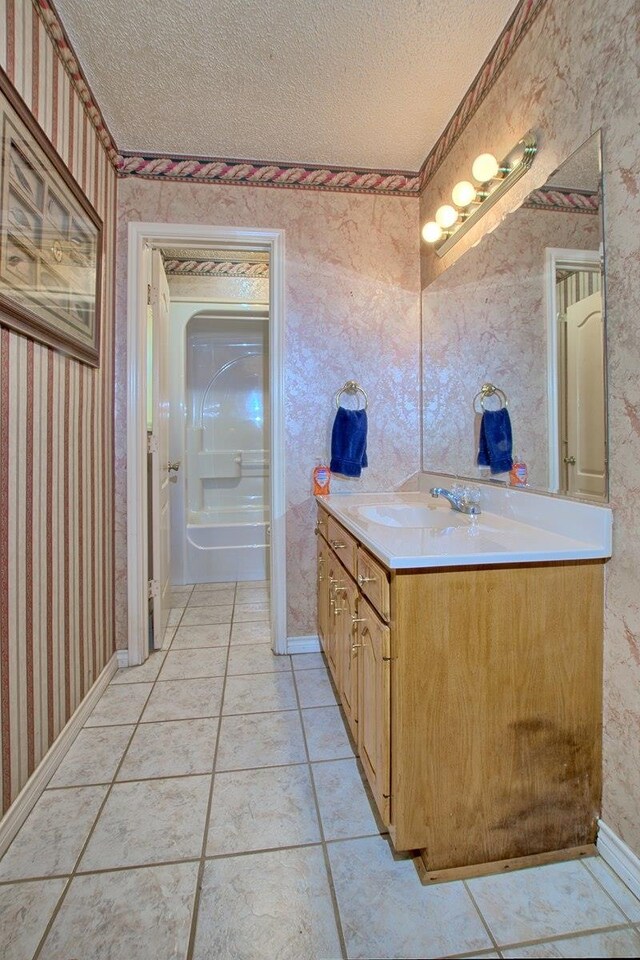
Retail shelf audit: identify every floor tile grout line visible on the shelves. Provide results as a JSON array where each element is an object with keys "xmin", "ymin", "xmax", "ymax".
[
  {"xmin": 290, "ymin": 664, "xmax": 349, "ymax": 960},
  {"xmin": 441, "ymin": 948, "xmax": 504, "ymax": 960},
  {"xmin": 185, "ymin": 606, "xmax": 235, "ymax": 960},
  {"xmin": 0, "ymin": 831, "xmax": 398, "ymax": 890},
  {"xmin": 580, "ymin": 854, "xmax": 640, "ymax": 923},
  {"xmin": 490, "ymin": 919, "xmax": 640, "ymax": 953},
  {"xmin": 30, "ymin": 658, "xmax": 167, "ymax": 958},
  {"xmin": 462, "ymin": 878, "xmax": 503, "ymax": 955}
]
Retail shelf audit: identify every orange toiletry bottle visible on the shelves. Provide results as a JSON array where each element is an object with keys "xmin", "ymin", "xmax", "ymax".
[
  {"xmin": 509, "ymin": 455, "xmax": 528, "ymax": 486},
  {"xmin": 312, "ymin": 461, "xmax": 331, "ymax": 496}
]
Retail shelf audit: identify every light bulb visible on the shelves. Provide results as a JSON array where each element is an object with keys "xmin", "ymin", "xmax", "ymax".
[
  {"xmin": 451, "ymin": 180, "xmax": 477, "ymax": 207},
  {"xmin": 472, "ymin": 153, "xmax": 499, "ymax": 182},
  {"xmin": 422, "ymin": 221, "xmax": 443, "ymax": 243},
  {"xmin": 435, "ymin": 204, "xmax": 458, "ymax": 229}
]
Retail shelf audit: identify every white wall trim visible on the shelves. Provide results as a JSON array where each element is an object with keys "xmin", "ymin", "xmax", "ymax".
[
  {"xmin": 127, "ymin": 223, "xmax": 287, "ymax": 663},
  {"xmin": 0, "ymin": 653, "xmax": 119, "ymax": 858},
  {"xmin": 544, "ymin": 247, "xmax": 601, "ymax": 493},
  {"xmin": 597, "ymin": 819, "xmax": 640, "ymax": 901},
  {"xmin": 287, "ymin": 634, "xmax": 321, "ymax": 654},
  {"xmin": 116, "ymin": 649, "xmax": 129, "ymax": 669}
]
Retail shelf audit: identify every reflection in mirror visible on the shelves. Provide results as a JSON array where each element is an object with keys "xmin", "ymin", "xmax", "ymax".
[{"xmin": 422, "ymin": 131, "xmax": 607, "ymax": 501}]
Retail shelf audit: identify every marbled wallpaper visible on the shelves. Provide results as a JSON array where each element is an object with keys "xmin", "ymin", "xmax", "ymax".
[
  {"xmin": 115, "ymin": 180, "xmax": 421, "ymax": 644},
  {"xmin": 419, "ymin": 0, "xmax": 640, "ymax": 856},
  {"xmin": 422, "ymin": 206, "xmax": 600, "ymax": 489}
]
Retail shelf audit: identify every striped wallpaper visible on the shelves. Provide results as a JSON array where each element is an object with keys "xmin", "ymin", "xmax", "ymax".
[{"xmin": 0, "ymin": 0, "xmax": 116, "ymax": 814}]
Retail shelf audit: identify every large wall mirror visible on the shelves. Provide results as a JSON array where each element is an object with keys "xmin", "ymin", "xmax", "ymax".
[{"xmin": 422, "ymin": 131, "xmax": 607, "ymax": 501}]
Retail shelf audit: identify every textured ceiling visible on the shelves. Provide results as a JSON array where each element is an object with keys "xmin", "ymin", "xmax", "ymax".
[{"xmin": 53, "ymin": 0, "xmax": 518, "ymax": 170}]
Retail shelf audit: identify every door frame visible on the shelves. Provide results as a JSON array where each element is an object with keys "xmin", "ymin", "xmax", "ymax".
[
  {"xmin": 544, "ymin": 246, "xmax": 602, "ymax": 493},
  {"xmin": 126, "ymin": 222, "xmax": 286, "ymax": 665}
]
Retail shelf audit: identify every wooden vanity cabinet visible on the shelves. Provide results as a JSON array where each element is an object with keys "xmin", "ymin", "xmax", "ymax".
[
  {"xmin": 357, "ymin": 595, "xmax": 391, "ymax": 824},
  {"xmin": 337, "ymin": 576, "xmax": 359, "ymax": 741},
  {"xmin": 315, "ymin": 503, "xmax": 604, "ymax": 882}
]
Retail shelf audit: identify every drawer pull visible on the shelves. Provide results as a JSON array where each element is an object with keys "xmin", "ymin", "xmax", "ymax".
[
  {"xmin": 330, "ymin": 539, "xmax": 347, "ymax": 549},
  {"xmin": 358, "ymin": 574, "xmax": 376, "ymax": 586}
]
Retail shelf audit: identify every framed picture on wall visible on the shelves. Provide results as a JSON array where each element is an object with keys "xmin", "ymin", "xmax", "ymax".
[{"xmin": 0, "ymin": 67, "xmax": 102, "ymax": 366}]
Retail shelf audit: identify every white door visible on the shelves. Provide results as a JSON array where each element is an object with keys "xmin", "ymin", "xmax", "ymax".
[
  {"xmin": 150, "ymin": 249, "xmax": 173, "ymax": 646},
  {"xmin": 564, "ymin": 290, "xmax": 606, "ymax": 499}
]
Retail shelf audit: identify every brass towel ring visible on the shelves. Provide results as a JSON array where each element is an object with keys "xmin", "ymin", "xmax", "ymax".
[
  {"xmin": 335, "ymin": 380, "xmax": 368, "ymax": 410},
  {"xmin": 473, "ymin": 382, "xmax": 508, "ymax": 413}
]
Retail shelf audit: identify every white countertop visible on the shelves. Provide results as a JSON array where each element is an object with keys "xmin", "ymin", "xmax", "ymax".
[{"xmin": 317, "ymin": 491, "xmax": 612, "ymax": 570}]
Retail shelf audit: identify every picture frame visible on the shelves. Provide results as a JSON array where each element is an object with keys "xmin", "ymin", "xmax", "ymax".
[{"xmin": 0, "ymin": 67, "xmax": 102, "ymax": 366}]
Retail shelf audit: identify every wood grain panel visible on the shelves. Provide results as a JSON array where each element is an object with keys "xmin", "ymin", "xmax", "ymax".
[
  {"xmin": 391, "ymin": 562, "xmax": 603, "ymax": 866},
  {"xmin": 327, "ymin": 515, "xmax": 358, "ymax": 579}
]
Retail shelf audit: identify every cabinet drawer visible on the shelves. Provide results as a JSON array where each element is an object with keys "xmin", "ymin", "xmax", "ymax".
[
  {"xmin": 357, "ymin": 548, "xmax": 390, "ymax": 622},
  {"xmin": 327, "ymin": 516, "xmax": 358, "ymax": 578},
  {"xmin": 316, "ymin": 505, "xmax": 331, "ymax": 544}
]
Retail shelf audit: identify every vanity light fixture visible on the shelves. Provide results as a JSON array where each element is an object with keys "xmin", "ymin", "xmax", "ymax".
[
  {"xmin": 435, "ymin": 204, "xmax": 458, "ymax": 229},
  {"xmin": 451, "ymin": 179, "xmax": 477, "ymax": 208},
  {"xmin": 422, "ymin": 132, "xmax": 537, "ymax": 257}
]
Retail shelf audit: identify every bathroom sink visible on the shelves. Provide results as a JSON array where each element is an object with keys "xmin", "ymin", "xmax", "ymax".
[
  {"xmin": 355, "ymin": 503, "xmax": 469, "ymax": 529},
  {"xmin": 351, "ymin": 502, "xmax": 502, "ymax": 537}
]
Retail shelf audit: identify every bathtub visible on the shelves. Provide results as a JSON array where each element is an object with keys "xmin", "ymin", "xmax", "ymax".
[{"xmin": 184, "ymin": 507, "xmax": 269, "ymax": 584}]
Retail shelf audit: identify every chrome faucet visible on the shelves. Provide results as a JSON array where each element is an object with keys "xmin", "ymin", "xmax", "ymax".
[{"xmin": 430, "ymin": 486, "xmax": 481, "ymax": 516}]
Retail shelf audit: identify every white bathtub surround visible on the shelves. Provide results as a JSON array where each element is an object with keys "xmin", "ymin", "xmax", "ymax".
[
  {"xmin": 318, "ymin": 477, "xmax": 611, "ymax": 569},
  {"xmin": 169, "ymin": 304, "xmax": 270, "ymax": 586}
]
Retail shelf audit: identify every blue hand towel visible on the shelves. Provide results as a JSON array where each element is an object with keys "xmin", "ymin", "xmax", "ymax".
[
  {"xmin": 330, "ymin": 407, "xmax": 368, "ymax": 478},
  {"xmin": 477, "ymin": 408, "xmax": 513, "ymax": 474}
]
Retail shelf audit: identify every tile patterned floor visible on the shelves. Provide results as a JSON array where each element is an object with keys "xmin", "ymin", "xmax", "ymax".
[{"xmin": 1, "ymin": 579, "xmax": 640, "ymax": 959}]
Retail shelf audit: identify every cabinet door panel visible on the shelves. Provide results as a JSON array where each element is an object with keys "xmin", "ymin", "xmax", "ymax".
[
  {"xmin": 338, "ymin": 577, "xmax": 359, "ymax": 741},
  {"xmin": 317, "ymin": 535, "xmax": 329, "ymax": 653},
  {"xmin": 326, "ymin": 549, "xmax": 348, "ymax": 682},
  {"xmin": 358, "ymin": 597, "xmax": 390, "ymax": 825}
]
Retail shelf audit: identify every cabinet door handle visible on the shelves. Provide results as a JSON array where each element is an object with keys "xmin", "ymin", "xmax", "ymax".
[
  {"xmin": 330, "ymin": 539, "xmax": 347, "ymax": 549},
  {"xmin": 358, "ymin": 574, "xmax": 376, "ymax": 586},
  {"xmin": 351, "ymin": 642, "xmax": 364, "ymax": 652},
  {"xmin": 351, "ymin": 616, "xmax": 366, "ymax": 624}
]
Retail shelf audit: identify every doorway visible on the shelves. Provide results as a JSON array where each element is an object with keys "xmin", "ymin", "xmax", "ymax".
[
  {"xmin": 126, "ymin": 224, "xmax": 286, "ymax": 666},
  {"xmin": 545, "ymin": 247, "xmax": 607, "ymax": 499}
]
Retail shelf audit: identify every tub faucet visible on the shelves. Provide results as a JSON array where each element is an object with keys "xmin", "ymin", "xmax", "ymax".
[{"xmin": 430, "ymin": 486, "xmax": 481, "ymax": 516}]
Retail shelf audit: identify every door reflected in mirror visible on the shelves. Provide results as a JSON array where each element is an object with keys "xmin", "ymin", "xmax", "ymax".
[
  {"xmin": 549, "ymin": 250, "xmax": 605, "ymax": 499},
  {"xmin": 422, "ymin": 130, "xmax": 607, "ymax": 501}
]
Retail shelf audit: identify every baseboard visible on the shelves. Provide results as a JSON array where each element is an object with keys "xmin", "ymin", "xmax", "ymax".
[
  {"xmin": 286, "ymin": 634, "xmax": 321, "ymax": 654},
  {"xmin": 597, "ymin": 819, "xmax": 640, "ymax": 901},
  {"xmin": 0, "ymin": 651, "xmax": 119, "ymax": 858},
  {"xmin": 116, "ymin": 649, "xmax": 129, "ymax": 669}
]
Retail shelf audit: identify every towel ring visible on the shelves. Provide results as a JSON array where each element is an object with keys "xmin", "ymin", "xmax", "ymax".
[
  {"xmin": 473, "ymin": 382, "xmax": 508, "ymax": 413},
  {"xmin": 335, "ymin": 380, "xmax": 368, "ymax": 410}
]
